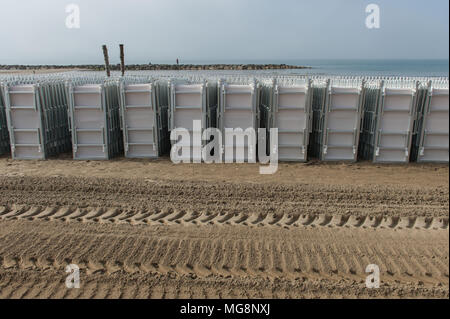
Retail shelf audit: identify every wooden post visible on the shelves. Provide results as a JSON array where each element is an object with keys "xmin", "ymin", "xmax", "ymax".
[
  {"xmin": 102, "ymin": 45, "xmax": 110, "ymax": 77},
  {"xmin": 119, "ymin": 44, "xmax": 125, "ymax": 76}
]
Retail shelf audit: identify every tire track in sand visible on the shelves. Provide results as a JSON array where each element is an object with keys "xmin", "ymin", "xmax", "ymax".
[{"xmin": 1, "ymin": 205, "xmax": 448, "ymax": 230}]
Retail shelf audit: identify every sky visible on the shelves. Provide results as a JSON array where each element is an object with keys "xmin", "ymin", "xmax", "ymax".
[{"xmin": 0, "ymin": 0, "xmax": 448, "ymax": 64}]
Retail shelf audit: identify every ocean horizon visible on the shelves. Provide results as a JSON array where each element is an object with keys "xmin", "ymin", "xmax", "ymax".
[
  {"xmin": 128, "ymin": 58, "xmax": 448, "ymax": 77},
  {"xmin": 2, "ymin": 59, "xmax": 448, "ymax": 78}
]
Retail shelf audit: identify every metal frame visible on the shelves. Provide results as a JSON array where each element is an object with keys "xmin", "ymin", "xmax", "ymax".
[
  {"xmin": 119, "ymin": 81, "xmax": 158, "ymax": 158},
  {"xmin": 67, "ymin": 79, "xmax": 122, "ymax": 160},
  {"xmin": 320, "ymin": 80, "xmax": 364, "ymax": 162},
  {"xmin": 372, "ymin": 81, "xmax": 417, "ymax": 163},
  {"xmin": 217, "ymin": 78, "xmax": 260, "ymax": 162},
  {"xmin": 2, "ymin": 81, "xmax": 71, "ymax": 160},
  {"xmin": 414, "ymin": 80, "xmax": 449, "ymax": 163},
  {"xmin": 358, "ymin": 81, "xmax": 381, "ymax": 161},
  {"xmin": 168, "ymin": 79, "xmax": 217, "ymax": 161},
  {"xmin": 262, "ymin": 78, "xmax": 313, "ymax": 162},
  {"xmin": 0, "ymin": 86, "xmax": 10, "ymax": 155},
  {"xmin": 308, "ymin": 81, "xmax": 328, "ymax": 159}
]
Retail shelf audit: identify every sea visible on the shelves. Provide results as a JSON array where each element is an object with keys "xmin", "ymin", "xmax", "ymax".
[
  {"xmin": 150, "ymin": 59, "xmax": 449, "ymax": 77},
  {"xmin": 285, "ymin": 59, "xmax": 449, "ymax": 77}
]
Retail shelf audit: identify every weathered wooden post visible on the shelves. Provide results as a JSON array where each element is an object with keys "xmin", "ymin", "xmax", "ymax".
[
  {"xmin": 119, "ymin": 44, "xmax": 125, "ymax": 76},
  {"xmin": 102, "ymin": 44, "xmax": 110, "ymax": 77}
]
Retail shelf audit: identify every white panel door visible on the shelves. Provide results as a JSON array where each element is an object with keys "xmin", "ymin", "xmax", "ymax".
[
  {"xmin": 70, "ymin": 85, "xmax": 108, "ymax": 160},
  {"xmin": 274, "ymin": 85, "xmax": 309, "ymax": 161},
  {"xmin": 5, "ymin": 85, "xmax": 44, "ymax": 159},
  {"xmin": 170, "ymin": 83, "xmax": 205, "ymax": 162},
  {"xmin": 322, "ymin": 86, "xmax": 362, "ymax": 161},
  {"xmin": 374, "ymin": 88, "xmax": 415, "ymax": 163},
  {"xmin": 121, "ymin": 83, "xmax": 157, "ymax": 158},
  {"xmin": 220, "ymin": 84, "xmax": 256, "ymax": 162},
  {"xmin": 418, "ymin": 88, "xmax": 449, "ymax": 162}
]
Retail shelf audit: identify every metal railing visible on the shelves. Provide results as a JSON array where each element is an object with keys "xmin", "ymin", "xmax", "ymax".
[{"xmin": 0, "ymin": 72, "xmax": 447, "ymax": 163}]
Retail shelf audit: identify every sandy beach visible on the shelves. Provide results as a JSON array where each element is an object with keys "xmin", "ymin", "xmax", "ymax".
[{"xmin": 0, "ymin": 157, "xmax": 448, "ymax": 298}]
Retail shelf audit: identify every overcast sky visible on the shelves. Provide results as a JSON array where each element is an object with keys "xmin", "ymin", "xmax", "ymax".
[{"xmin": 0, "ymin": 0, "xmax": 448, "ymax": 64}]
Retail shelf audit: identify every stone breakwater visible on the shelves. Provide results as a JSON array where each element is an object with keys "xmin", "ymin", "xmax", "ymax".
[{"xmin": 0, "ymin": 64, "xmax": 311, "ymax": 71}]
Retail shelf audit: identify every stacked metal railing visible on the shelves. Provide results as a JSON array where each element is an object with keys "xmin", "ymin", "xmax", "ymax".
[
  {"xmin": 0, "ymin": 89, "xmax": 9, "ymax": 155},
  {"xmin": 412, "ymin": 79, "xmax": 449, "ymax": 163},
  {"xmin": 259, "ymin": 77, "xmax": 313, "ymax": 161},
  {"xmin": 410, "ymin": 81, "xmax": 430, "ymax": 163},
  {"xmin": 259, "ymin": 79, "xmax": 274, "ymax": 158},
  {"xmin": 0, "ymin": 72, "xmax": 447, "ymax": 163},
  {"xmin": 1, "ymin": 79, "xmax": 71, "ymax": 159},
  {"xmin": 358, "ymin": 80, "xmax": 381, "ymax": 161},
  {"xmin": 360, "ymin": 79, "xmax": 418, "ymax": 163},
  {"xmin": 168, "ymin": 78, "xmax": 218, "ymax": 162},
  {"xmin": 319, "ymin": 78, "xmax": 364, "ymax": 161},
  {"xmin": 308, "ymin": 79, "xmax": 328, "ymax": 159},
  {"xmin": 217, "ymin": 77, "xmax": 260, "ymax": 162},
  {"xmin": 66, "ymin": 78, "xmax": 123, "ymax": 160},
  {"xmin": 118, "ymin": 76, "xmax": 170, "ymax": 158}
]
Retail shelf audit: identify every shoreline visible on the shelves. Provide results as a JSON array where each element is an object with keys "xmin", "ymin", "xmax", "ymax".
[{"xmin": 0, "ymin": 63, "xmax": 311, "ymax": 73}]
